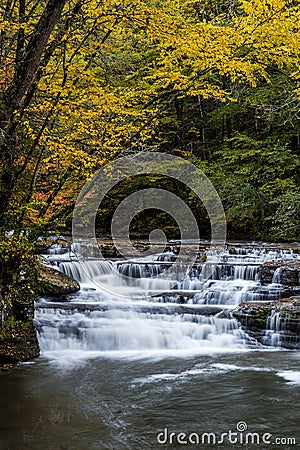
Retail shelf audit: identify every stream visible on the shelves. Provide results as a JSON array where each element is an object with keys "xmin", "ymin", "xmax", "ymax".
[{"xmin": 0, "ymin": 243, "xmax": 300, "ymax": 449}]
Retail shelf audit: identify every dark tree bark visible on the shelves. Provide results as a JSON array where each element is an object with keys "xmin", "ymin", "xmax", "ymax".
[
  {"xmin": 3, "ymin": 0, "xmax": 67, "ymax": 123},
  {"xmin": 0, "ymin": 0, "xmax": 67, "ymax": 221}
]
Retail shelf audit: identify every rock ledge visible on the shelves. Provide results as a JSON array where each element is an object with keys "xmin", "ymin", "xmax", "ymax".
[
  {"xmin": 38, "ymin": 265, "xmax": 80, "ymax": 296},
  {"xmin": 233, "ymin": 298, "xmax": 300, "ymax": 349}
]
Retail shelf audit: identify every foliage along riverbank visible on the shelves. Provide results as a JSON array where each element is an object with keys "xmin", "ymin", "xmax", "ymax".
[
  {"xmin": 0, "ymin": 238, "xmax": 39, "ymax": 367},
  {"xmin": 0, "ymin": 238, "xmax": 79, "ymax": 368}
]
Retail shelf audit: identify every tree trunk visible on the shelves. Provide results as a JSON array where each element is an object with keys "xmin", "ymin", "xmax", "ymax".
[{"xmin": 0, "ymin": 0, "xmax": 67, "ymax": 218}]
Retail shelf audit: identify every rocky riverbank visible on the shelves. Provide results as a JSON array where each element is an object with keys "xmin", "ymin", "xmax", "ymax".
[
  {"xmin": 233, "ymin": 298, "xmax": 300, "ymax": 349},
  {"xmin": 0, "ymin": 320, "xmax": 40, "ymax": 367},
  {"xmin": 0, "ymin": 265, "xmax": 80, "ymax": 368},
  {"xmin": 231, "ymin": 259, "xmax": 300, "ymax": 349}
]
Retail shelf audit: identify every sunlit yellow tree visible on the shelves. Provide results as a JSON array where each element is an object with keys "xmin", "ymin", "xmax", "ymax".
[{"xmin": 0, "ymin": 0, "xmax": 299, "ymax": 235}]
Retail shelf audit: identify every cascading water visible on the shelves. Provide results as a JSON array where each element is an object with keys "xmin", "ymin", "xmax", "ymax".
[
  {"xmin": 35, "ymin": 243, "xmax": 300, "ymax": 358},
  {"xmin": 36, "ymin": 306, "xmax": 247, "ymax": 354},
  {"xmin": 264, "ymin": 310, "xmax": 282, "ymax": 347},
  {"xmin": 46, "ymin": 242, "xmax": 72, "ymax": 255},
  {"xmin": 3, "ymin": 243, "xmax": 299, "ymax": 450},
  {"xmin": 59, "ymin": 260, "xmax": 114, "ymax": 288},
  {"xmin": 272, "ymin": 266, "xmax": 283, "ymax": 284}
]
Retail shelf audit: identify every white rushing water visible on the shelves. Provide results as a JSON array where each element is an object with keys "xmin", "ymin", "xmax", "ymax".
[
  {"xmin": 36, "ymin": 305, "xmax": 247, "ymax": 354},
  {"xmin": 264, "ymin": 310, "xmax": 283, "ymax": 347},
  {"xmin": 35, "ymin": 244, "xmax": 300, "ymax": 359}
]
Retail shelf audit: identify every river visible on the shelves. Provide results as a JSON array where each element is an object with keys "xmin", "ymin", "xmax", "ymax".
[{"xmin": 0, "ymin": 243, "xmax": 300, "ymax": 449}]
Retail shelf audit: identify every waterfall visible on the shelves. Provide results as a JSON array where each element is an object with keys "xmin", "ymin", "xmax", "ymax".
[
  {"xmin": 35, "ymin": 306, "xmax": 247, "ymax": 354},
  {"xmin": 48, "ymin": 243, "xmax": 70, "ymax": 255},
  {"xmin": 272, "ymin": 267, "xmax": 282, "ymax": 284},
  {"xmin": 60, "ymin": 260, "xmax": 113, "ymax": 280},
  {"xmin": 117, "ymin": 262, "xmax": 164, "ymax": 279},
  {"xmin": 35, "ymin": 243, "xmax": 300, "ymax": 359},
  {"xmin": 59, "ymin": 260, "xmax": 114, "ymax": 288},
  {"xmin": 264, "ymin": 310, "xmax": 282, "ymax": 347}
]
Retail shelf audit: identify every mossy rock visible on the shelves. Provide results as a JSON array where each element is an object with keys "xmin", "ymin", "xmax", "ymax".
[
  {"xmin": 233, "ymin": 298, "xmax": 300, "ymax": 349},
  {"xmin": 0, "ymin": 320, "xmax": 39, "ymax": 365}
]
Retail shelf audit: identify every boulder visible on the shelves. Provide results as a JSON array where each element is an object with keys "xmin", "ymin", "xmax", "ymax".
[
  {"xmin": 260, "ymin": 261, "xmax": 300, "ymax": 286},
  {"xmin": 280, "ymin": 265, "xmax": 300, "ymax": 285},
  {"xmin": 38, "ymin": 265, "xmax": 80, "ymax": 297},
  {"xmin": 260, "ymin": 261, "xmax": 281, "ymax": 284},
  {"xmin": 233, "ymin": 298, "xmax": 300, "ymax": 349}
]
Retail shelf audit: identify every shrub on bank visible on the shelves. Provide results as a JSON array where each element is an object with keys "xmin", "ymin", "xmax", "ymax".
[{"xmin": 0, "ymin": 237, "xmax": 40, "ymax": 365}]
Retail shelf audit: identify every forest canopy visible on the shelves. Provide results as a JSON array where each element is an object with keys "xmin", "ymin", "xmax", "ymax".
[{"xmin": 0, "ymin": 0, "xmax": 299, "ymax": 241}]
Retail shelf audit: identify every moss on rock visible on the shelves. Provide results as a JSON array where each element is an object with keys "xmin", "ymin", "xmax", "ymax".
[
  {"xmin": 0, "ymin": 319, "xmax": 39, "ymax": 366},
  {"xmin": 233, "ymin": 298, "xmax": 300, "ymax": 349}
]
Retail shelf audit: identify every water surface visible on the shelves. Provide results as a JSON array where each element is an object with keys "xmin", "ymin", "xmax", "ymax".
[{"xmin": 0, "ymin": 350, "xmax": 299, "ymax": 449}]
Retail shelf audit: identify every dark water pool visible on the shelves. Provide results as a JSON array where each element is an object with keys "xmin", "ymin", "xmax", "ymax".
[{"xmin": 0, "ymin": 350, "xmax": 299, "ymax": 450}]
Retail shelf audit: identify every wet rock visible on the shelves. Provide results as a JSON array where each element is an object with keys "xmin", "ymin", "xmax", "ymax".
[
  {"xmin": 36, "ymin": 301, "xmax": 223, "ymax": 316},
  {"xmin": 280, "ymin": 265, "xmax": 300, "ymax": 286},
  {"xmin": 233, "ymin": 298, "xmax": 300, "ymax": 349},
  {"xmin": 260, "ymin": 261, "xmax": 300, "ymax": 286},
  {"xmin": 260, "ymin": 262, "xmax": 280, "ymax": 284},
  {"xmin": 38, "ymin": 265, "xmax": 80, "ymax": 297},
  {"xmin": 281, "ymin": 287, "xmax": 300, "ymax": 298}
]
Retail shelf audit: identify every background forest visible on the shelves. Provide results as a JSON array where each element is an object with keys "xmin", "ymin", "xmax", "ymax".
[{"xmin": 0, "ymin": 0, "xmax": 299, "ymax": 246}]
